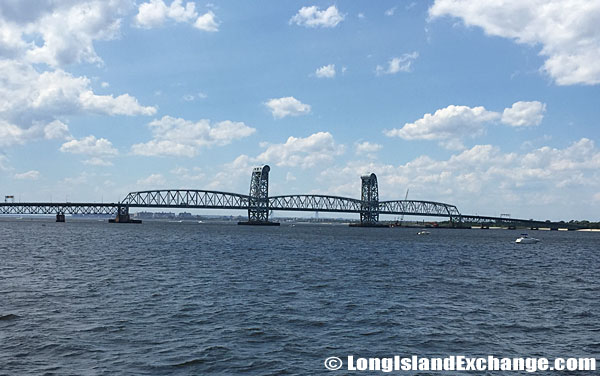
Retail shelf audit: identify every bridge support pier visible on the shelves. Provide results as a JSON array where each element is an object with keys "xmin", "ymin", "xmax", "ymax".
[
  {"xmin": 238, "ymin": 165, "xmax": 279, "ymax": 226},
  {"xmin": 109, "ymin": 205, "xmax": 142, "ymax": 223},
  {"xmin": 56, "ymin": 213, "xmax": 65, "ymax": 222}
]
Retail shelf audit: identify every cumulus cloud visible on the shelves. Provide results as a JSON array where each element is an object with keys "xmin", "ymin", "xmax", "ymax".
[
  {"xmin": 376, "ymin": 52, "xmax": 419, "ymax": 75},
  {"xmin": 60, "ymin": 135, "xmax": 118, "ymax": 156},
  {"xmin": 0, "ymin": 60, "xmax": 156, "ymax": 147},
  {"xmin": 355, "ymin": 141, "xmax": 382, "ymax": 158},
  {"xmin": 501, "ymin": 101, "xmax": 546, "ymax": 127},
  {"xmin": 14, "ymin": 170, "xmax": 40, "ymax": 180},
  {"xmin": 131, "ymin": 115, "xmax": 256, "ymax": 157},
  {"xmin": 0, "ymin": 119, "xmax": 71, "ymax": 147},
  {"xmin": 264, "ymin": 96, "xmax": 311, "ymax": 119},
  {"xmin": 194, "ymin": 10, "xmax": 219, "ymax": 32},
  {"xmin": 256, "ymin": 132, "xmax": 345, "ymax": 168},
  {"xmin": 135, "ymin": 0, "xmax": 219, "ymax": 31},
  {"xmin": 83, "ymin": 157, "xmax": 113, "ymax": 166},
  {"xmin": 170, "ymin": 166, "xmax": 205, "ymax": 181},
  {"xmin": 320, "ymin": 138, "xmax": 600, "ymax": 219},
  {"xmin": 289, "ymin": 5, "xmax": 345, "ymax": 28},
  {"xmin": 43, "ymin": 120, "xmax": 71, "ymax": 139},
  {"xmin": 315, "ymin": 64, "xmax": 336, "ymax": 78},
  {"xmin": 429, "ymin": 0, "xmax": 600, "ymax": 85},
  {"xmin": 0, "ymin": 0, "xmax": 134, "ymax": 68},
  {"xmin": 385, "ymin": 101, "xmax": 546, "ymax": 149},
  {"xmin": 385, "ymin": 105, "xmax": 500, "ymax": 149},
  {"xmin": 136, "ymin": 173, "xmax": 167, "ymax": 187}
]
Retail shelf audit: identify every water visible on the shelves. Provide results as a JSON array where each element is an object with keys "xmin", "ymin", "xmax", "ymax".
[{"xmin": 1, "ymin": 219, "xmax": 599, "ymax": 375}]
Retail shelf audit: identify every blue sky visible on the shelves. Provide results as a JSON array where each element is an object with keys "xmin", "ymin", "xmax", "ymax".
[{"xmin": 1, "ymin": 0, "xmax": 599, "ymax": 220}]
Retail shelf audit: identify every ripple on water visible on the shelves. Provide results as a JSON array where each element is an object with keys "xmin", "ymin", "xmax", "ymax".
[{"xmin": 0, "ymin": 222, "xmax": 599, "ymax": 374}]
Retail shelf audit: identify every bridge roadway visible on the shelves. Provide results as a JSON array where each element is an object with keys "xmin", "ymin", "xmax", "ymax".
[{"xmin": 0, "ymin": 189, "xmax": 569, "ymax": 228}]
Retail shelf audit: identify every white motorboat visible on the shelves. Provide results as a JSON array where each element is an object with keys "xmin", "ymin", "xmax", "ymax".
[
  {"xmin": 515, "ymin": 234, "xmax": 539, "ymax": 244},
  {"xmin": 417, "ymin": 230, "xmax": 431, "ymax": 235}
]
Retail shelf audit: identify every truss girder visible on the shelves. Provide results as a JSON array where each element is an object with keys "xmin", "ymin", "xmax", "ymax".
[
  {"xmin": 379, "ymin": 200, "xmax": 461, "ymax": 217},
  {"xmin": 0, "ymin": 203, "xmax": 118, "ymax": 215},
  {"xmin": 120, "ymin": 190, "xmax": 251, "ymax": 209},
  {"xmin": 269, "ymin": 195, "xmax": 364, "ymax": 212}
]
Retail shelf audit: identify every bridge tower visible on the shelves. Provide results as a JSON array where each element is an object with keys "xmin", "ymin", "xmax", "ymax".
[
  {"xmin": 239, "ymin": 165, "xmax": 279, "ymax": 226},
  {"xmin": 359, "ymin": 173, "xmax": 381, "ymax": 226}
]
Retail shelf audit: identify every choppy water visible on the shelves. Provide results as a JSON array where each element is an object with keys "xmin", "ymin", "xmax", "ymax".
[{"xmin": 1, "ymin": 219, "xmax": 599, "ymax": 375}]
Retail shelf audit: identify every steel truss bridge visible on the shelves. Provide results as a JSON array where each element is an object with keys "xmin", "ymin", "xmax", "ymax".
[{"xmin": 0, "ymin": 165, "xmax": 574, "ymax": 229}]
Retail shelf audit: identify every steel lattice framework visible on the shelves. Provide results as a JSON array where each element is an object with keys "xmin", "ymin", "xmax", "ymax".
[
  {"xmin": 0, "ymin": 203, "xmax": 118, "ymax": 215},
  {"xmin": 0, "ymin": 193, "xmax": 463, "ymax": 219},
  {"xmin": 379, "ymin": 200, "xmax": 461, "ymax": 218},
  {"xmin": 120, "ymin": 190, "xmax": 250, "ymax": 209},
  {"xmin": 268, "ymin": 194, "xmax": 363, "ymax": 212},
  {"xmin": 247, "ymin": 165, "xmax": 270, "ymax": 222},
  {"xmin": 360, "ymin": 173, "xmax": 379, "ymax": 225}
]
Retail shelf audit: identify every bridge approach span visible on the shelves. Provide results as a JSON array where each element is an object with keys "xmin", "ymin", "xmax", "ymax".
[
  {"xmin": 379, "ymin": 200, "xmax": 460, "ymax": 218},
  {"xmin": 0, "ymin": 203, "xmax": 118, "ymax": 216}
]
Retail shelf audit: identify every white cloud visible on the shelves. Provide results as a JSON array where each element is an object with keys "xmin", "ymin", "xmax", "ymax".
[
  {"xmin": 135, "ymin": 0, "xmax": 196, "ymax": 27},
  {"xmin": 83, "ymin": 157, "xmax": 113, "ymax": 166},
  {"xmin": 14, "ymin": 170, "xmax": 40, "ymax": 180},
  {"xmin": 264, "ymin": 96, "xmax": 311, "ymax": 119},
  {"xmin": 131, "ymin": 115, "xmax": 256, "ymax": 157},
  {"xmin": 136, "ymin": 173, "xmax": 167, "ymax": 187},
  {"xmin": 9, "ymin": 1, "xmax": 134, "ymax": 68},
  {"xmin": 355, "ymin": 141, "xmax": 382, "ymax": 157},
  {"xmin": 256, "ymin": 132, "xmax": 345, "ymax": 168},
  {"xmin": 60, "ymin": 135, "xmax": 118, "ymax": 156},
  {"xmin": 43, "ymin": 120, "xmax": 70, "ymax": 139},
  {"xmin": 194, "ymin": 10, "xmax": 219, "ymax": 32},
  {"xmin": 384, "ymin": 105, "xmax": 500, "ymax": 149},
  {"xmin": 376, "ymin": 52, "xmax": 419, "ymax": 75},
  {"xmin": 182, "ymin": 91, "xmax": 207, "ymax": 101},
  {"xmin": 134, "ymin": 0, "xmax": 218, "ymax": 31},
  {"xmin": 315, "ymin": 64, "xmax": 336, "ymax": 78},
  {"xmin": 0, "ymin": 60, "xmax": 156, "ymax": 147},
  {"xmin": 0, "ymin": 118, "xmax": 71, "ymax": 147},
  {"xmin": 385, "ymin": 101, "xmax": 546, "ymax": 149},
  {"xmin": 0, "ymin": 120, "xmax": 36, "ymax": 147},
  {"xmin": 170, "ymin": 166, "xmax": 205, "ymax": 181},
  {"xmin": 429, "ymin": 0, "xmax": 600, "ymax": 85},
  {"xmin": 289, "ymin": 5, "xmax": 345, "ymax": 28},
  {"xmin": 79, "ymin": 90, "xmax": 156, "ymax": 116},
  {"xmin": 320, "ymin": 138, "xmax": 600, "ymax": 219},
  {"xmin": 501, "ymin": 101, "xmax": 546, "ymax": 127},
  {"xmin": 206, "ymin": 154, "xmax": 253, "ymax": 191},
  {"xmin": 385, "ymin": 7, "xmax": 397, "ymax": 16}
]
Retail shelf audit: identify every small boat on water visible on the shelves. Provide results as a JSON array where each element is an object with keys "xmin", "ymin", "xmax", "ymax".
[
  {"xmin": 417, "ymin": 230, "xmax": 431, "ymax": 235},
  {"xmin": 515, "ymin": 234, "xmax": 539, "ymax": 244}
]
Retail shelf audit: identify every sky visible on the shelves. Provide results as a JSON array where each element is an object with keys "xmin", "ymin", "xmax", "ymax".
[{"xmin": 1, "ymin": 0, "xmax": 599, "ymax": 221}]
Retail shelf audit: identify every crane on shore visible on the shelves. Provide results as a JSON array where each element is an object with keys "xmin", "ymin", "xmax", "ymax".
[{"xmin": 400, "ymin": 188, "xmax": 409, "ymax": 225}]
